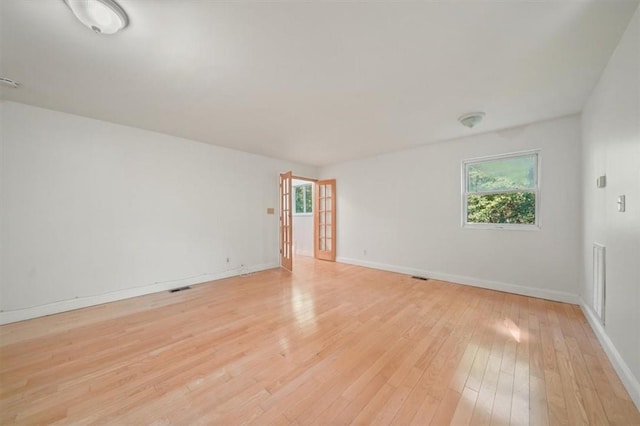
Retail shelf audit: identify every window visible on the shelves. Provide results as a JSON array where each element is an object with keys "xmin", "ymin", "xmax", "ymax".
[
  {"xmin": 462, "ymin": 151, "xmax": 539, "ymax": 229},
  {"xmin": 294, "ymin": 183, "xmax": 313, "ymax": 214}
]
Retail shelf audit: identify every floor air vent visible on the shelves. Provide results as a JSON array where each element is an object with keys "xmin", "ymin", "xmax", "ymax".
[
  {"xmin": 169, "ymin": 286, "xmax": 192, "ymax": 293},
  {"xmin": 411, "ymin": 276, "xmax": 429, "ymax": 281},
  {"xmin": 593, "ymin": 244, "xmax": 606, "ymax": 325}
]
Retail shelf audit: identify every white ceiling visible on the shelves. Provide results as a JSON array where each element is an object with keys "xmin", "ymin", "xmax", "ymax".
[{"xmin": 1, "ymin": 1, "xmax": 637, "ymax": 166}]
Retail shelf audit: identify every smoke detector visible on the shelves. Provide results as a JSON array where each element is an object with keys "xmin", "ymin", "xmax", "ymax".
[
  {"xmin": 0, "ymin": 77, "xmax": 20, "ymax": 88},
  {"xmin": 458, "ymin": 112, "xmax": 485, "ymax": 128}
]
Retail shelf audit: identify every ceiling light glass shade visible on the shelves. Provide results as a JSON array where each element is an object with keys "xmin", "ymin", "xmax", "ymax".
[
  {"xmin": 458, "ymin": 112, "xmax": 485, "ymax": 128},
  {"xmin": 64, "ymin": 0, "xmax": 129, "ymax": 34}
]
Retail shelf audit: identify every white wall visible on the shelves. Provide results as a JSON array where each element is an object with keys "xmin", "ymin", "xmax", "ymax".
[
  {"xmin": 321, "ymin": 115, "xmax": 582, "ymax": 302},
  {"xmin": 581, "ymin": 6, "xmax": 640, "ymax": 407},
  {"xmin": 0, "ymin": 101, "xmax": 317, "ymax": 322},
  {"xmin": 293, "ymin": 214, "xmax": 313, "ymax": 257},
  {"xmin": 292, "ymin": 179, "xmax": 314, "ymax": 257}
]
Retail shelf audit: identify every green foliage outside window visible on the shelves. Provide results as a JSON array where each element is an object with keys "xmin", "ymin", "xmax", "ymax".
[
  {"xmin": 295, "ymin": 184, "xmax": 313, "ymax": 214},
  {"xmin": 467, "ymin": 193, "xmax": 535, "ymax": 224},
  {"xmin": 466, "ymin": 154, "xmax": 537, "ymax": 225}
]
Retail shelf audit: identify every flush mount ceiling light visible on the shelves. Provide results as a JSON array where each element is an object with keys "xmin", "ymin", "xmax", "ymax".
[
  {"xmin": 64, "ymin": 0, "xmax": 129, "ymax": 35},
  {"xmin": 459, "ymin": 112, "xmax": 485, "ymax": 128},
  {"xmin": 0, "ymin": 77, "xmax": 20, "ymax": 88}
]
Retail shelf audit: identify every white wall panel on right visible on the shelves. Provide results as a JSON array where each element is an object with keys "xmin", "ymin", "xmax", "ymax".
[{"xmin": 581, "ymin": 5, "xmax": 640, "ymax": 398}]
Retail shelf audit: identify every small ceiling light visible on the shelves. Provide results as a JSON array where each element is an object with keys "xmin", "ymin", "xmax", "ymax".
[
  {"xmin": 458, "ymin": 112, "xmax": 485, "ymax": 128},
  {"xmin": 64, "ymin": 0, "xmax": 129, "ymax": 35},
  {"xmin": 0, "ymin": 77, "xmax": 20, "ymax": 88}
]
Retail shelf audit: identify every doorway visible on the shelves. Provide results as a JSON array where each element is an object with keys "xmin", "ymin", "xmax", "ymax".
[
  {"xmin": 292, "ymin": 178, "xmax": 315, "ymax": 260},
  {"xmin": 279, "ymin": 172, "xmax": 336, "ymax": 271}
]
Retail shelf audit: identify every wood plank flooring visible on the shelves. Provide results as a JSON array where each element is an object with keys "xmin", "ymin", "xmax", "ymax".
[{"xmin": 1, "ymin": 257, "xmax": 639, "ymax": 425}]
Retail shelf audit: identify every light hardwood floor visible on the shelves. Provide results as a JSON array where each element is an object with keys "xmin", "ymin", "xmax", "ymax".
[{"xmin": 1, "ymin": 257, "xmax": 639, "ymax": 425}]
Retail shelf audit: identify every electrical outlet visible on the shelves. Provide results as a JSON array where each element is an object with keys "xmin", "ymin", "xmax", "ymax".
[
  {"xmin": 226, "ymin": 257, "xmax": 230, "ymax": 263},
  {"xmin": 363, "ymin": 249, "xmax": 367, "ymax": 256}
]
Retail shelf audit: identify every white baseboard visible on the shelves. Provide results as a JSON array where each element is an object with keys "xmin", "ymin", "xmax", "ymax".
[
  {"xmin": 336, "ymin": 256, "xmax": 579, "ymax": 304},
  {"xmin": 0, "ymin": 263, "xmax": 278, "ymax": 325},
  {"xmin": 580, "ymin": 298, "xmax": 640, "ymax": 410}
]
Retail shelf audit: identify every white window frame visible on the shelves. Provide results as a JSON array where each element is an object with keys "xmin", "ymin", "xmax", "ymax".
[
  {"xmin": 293, "ymin": 183, "xmax": 313, "ymax": 216},
  {"xmin": 461, "ymin": 149, "xmax": 541, "ymax": 230}
]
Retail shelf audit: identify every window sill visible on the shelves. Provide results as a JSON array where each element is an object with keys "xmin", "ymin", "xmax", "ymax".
[
  {"xmin": 293, "ymin": 213, "xmax": 313, "ymax": 217},
  {"xmin": 463, "ymin": 223, "xmax": 540, "ymax": 231}
]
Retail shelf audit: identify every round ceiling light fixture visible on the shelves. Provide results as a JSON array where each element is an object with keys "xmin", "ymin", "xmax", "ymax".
[
  {"xmin": 64, "ymin": 0, "xmax": 129, "ymax": 35},
  {"xmin": 458, "ymin": 112, "xmax": 485, "ymax": 129}
]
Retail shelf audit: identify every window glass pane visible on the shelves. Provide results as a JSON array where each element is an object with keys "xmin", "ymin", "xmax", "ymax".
[
  {"xmin": 305, "ymin": 185, "xmax": 312, "ymax": 213},
  {"xmin": 467, "ymin": 155, "xmax": 536, "ymax": 193},
  {"xmin": 467, "ymin": 192, "xmax": 536, "ymax": 224},
  {"xmin": 295, "ymin": 186, "xmax": 304, "ymax": 213}
]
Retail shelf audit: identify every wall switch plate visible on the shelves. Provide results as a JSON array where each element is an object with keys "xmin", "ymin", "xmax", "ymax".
[
  {"xmin": 597, "ymin": 175, "xmax": 607, "ymax": 188},
  {"xmin": 617, "ymin": 195, "xmax": 626, "ymax": 212},
  {"xmin": 266, "ymin": 208, "xmax": 275, "ymax": 215}
]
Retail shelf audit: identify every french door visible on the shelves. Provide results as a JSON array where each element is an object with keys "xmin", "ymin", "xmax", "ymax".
[
  {"xmin": 314, "ymin": 179, "xmax": 336, "ymax": 261},
  {"xmin": 279, "ymin": 172, "xmax": 293, "ymax": 271},
  {"xmin": 280, "ymin": 174, "xmax": 336, "ymax": 270}
]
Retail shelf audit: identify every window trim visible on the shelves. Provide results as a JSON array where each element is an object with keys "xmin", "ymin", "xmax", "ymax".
[
  {"xmin": 461, "ymin": 149, "xmax": 541, "ymax": 231},
  {"xmin": 293, "ymin": 183, "xmax": 313, "ymax": 216}
]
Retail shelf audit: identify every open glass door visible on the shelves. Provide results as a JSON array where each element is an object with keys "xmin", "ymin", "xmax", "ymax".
[
  {"xmin": 315, "ymin": 179, "xmax": 336, "ymax": 261},
  {"xmin": 280, "ymin": 172, "xmax": 293, "ymax": 271}
]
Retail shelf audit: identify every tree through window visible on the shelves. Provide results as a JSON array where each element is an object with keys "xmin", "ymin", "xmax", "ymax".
[
  {"xmin": 463, "ymin": 151, "xmax": 539, "ymax": 229},
  {"xmin": 294, "ymin": 183, "xmax": 313, "ymax": 214}
]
